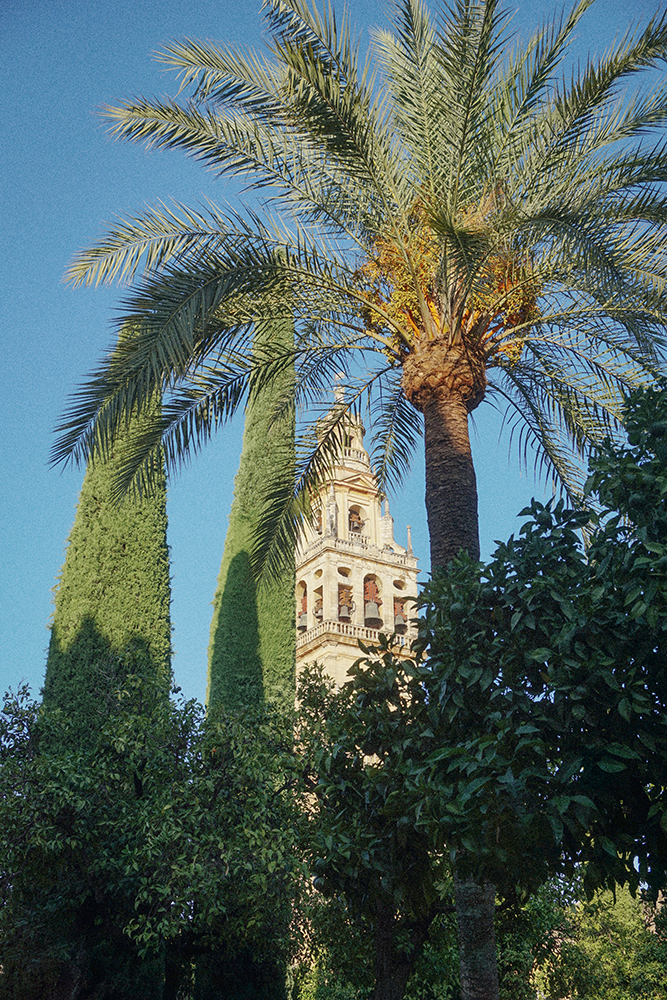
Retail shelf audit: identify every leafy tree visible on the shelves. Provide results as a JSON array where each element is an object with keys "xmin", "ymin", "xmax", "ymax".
[
  {"xmin": 291, "ymin": 879, "xmax": 576, "ymax": 1000},
  {"xmin": 491, "ymin": 880, "xmax": 580, "ymax": 1000},
  {"xmin": 0, "ymin": 679, "xmax": 302, "ymax": 1000},
  {"xmin": 534, "ymin": 886, "xmax": 667, "ymax": 1000},
  {"xmin": 297, "ymin": 382, "xmax": 667, "ymax": 1000},
  {"xmin": 297, "ymin": 654, "xmax": 451, "ymax": 1000},
  {"xmin": 208, "ymin": 315, "xmax": 296, "ymax": 713},
  {"xmin": 55, "ymin": 1, "xmax": 667, "ymax": 994},
  {"xmin": 417, "ymin": 385, "xmax": 667, "ymax": 905},
  {"xmin": 37, "ymin": 337, "xmax": 174, "ymax": 992}
]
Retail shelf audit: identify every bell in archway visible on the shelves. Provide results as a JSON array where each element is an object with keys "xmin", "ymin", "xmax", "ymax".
[{"xmin": 364, "ymin": 601, "xmax": 383, "ymax": 628}]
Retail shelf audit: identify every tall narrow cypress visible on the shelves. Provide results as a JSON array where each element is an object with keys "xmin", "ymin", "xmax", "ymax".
[
  {"xmin": 39, "ymin": 381, "xmax": 172, "ymax": 997},
  {"xmin": 201, "ymin": 316, "xmax": 295, "ymax": 1000},
  {"xmin": 44, "ymin": 408, "xmax": 171, "ymax": 719},
  {"xmin": 207, "ymin": 314, "xmax": 296, "ymax": 712}
]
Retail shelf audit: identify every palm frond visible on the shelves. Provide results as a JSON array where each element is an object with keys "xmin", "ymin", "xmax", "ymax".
[
  {"xmin": 488, "ymin": 320, "xmax": 660, "ymax": 495},
  {"xmin": 250, "ymin": 394, "xmax": 362, "ymax": 581},
  {"xmin": 156, "ymin": 37, "xmax": 284, "ymax": 108},
  {"xmin": 435, "ymin": 0, "xmax": 513, "ymax": 206},
  {"xmin": 106, "ymin": 363, "xmax": 252, "ymax": 500},
  {"xmin": 488, "ymin": 0, "xmax": 593, "ymax": 176},
  {"xmin": 373, "ymin": 0, "xmax": 446, "ymax": 196},
  {"xmin": 58, "ymin": 0, "xmax": 667, "ymax": 580},
  {"xmin": 55, "ymin": 246, "xmax": 289, "ymax": 467},
  {"xmin": 531, "ymin": 8, "xmax": 667, "ymax": 175},
  {"xmin": 368, "ymin": 365, "xmax": 424, "ymax": 493},
  {"xmin": 488, "ymin": 372, "xmax": 591, "ymax": 501},
  {"xmin": 65, "ymin": 201, "xmax": 236, "ymax": 287}
]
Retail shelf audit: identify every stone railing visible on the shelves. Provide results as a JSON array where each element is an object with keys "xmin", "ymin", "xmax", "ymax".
[
  {"xmin": 296, "ymin": 619, "xmax": 412, "ymax": 650},
  {"xmin": 343, "ymin": 447, "xmax": 370, "ymax": 465},
  {"xmin": 302, "ymin": 534, "xmax": 417, "ymax": 567},
  {"xmin": 334, "ymin": 534, "xmax": 371, "ymax": 550}
]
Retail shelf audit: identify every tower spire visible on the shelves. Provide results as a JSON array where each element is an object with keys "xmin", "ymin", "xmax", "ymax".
[{"xmin": 295, "ymin": 440, "xmax": 419, "ymax": 686}]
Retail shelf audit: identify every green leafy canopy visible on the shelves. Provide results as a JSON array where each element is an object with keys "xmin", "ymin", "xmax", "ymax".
[
  {"xmin": 295, "ymin": 382, "xmax": 667, "ymax": 996},
  {"xmin": 0, "ymin": 679, "xmax": 303, "ymax": 997}
]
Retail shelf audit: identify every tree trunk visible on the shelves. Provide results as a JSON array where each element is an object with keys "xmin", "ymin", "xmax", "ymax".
[
  {"xmin": 454, "ymin": 878, "xmax": 499, "ymax": 1000},
  {"xmin": 163, "ymin": 942, "xmax": 187, "ymax": 1000},
  {"xmin": 402, "ymin": 340, "xmax": 484, "ymax": 567},
  {"xmin": 403, "ymin": 340, "xmax": 499, "ymax": 1000},
  {"xmin": 370, "ymin": 898, "xmax": 432, "ymax": 1000},
  {"xmin": 423, "ymin": 392, "xmax": 479, "ymax": 566}
]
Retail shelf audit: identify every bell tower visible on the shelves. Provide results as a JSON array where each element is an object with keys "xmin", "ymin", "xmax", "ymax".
[{"xmin": 295, "ymin": 415, "xmax": 419, "ymax": 687}]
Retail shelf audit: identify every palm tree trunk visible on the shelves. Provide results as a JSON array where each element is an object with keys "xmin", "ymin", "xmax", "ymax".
[
  {"xmin": 422, "ymin": 391, "xmax": 480, "ymax": 567},
  {"xmin": 422, "ymin": 388, "xmax": 499, "ymax": 1000},
  {"xmin": 402, "ymin": 340, "xmax": 484, "ymax": 567},
  {"xmin": 402, "ymin": 340, "xmax": 497, "ymax": 1000},
  {"xmin": 371, "ymin": 900, "xmax": 414, "ymax": 1000}
]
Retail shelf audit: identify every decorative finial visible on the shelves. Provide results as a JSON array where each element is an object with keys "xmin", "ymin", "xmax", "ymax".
[
  {"xmin": 334, "ymin": 373, "xmax": 345, "ymax": 403},
  {"xmin": 406, "ymin": 525, "xmax": 413, "ymax": 556},
  {"xmin": 325, "ymin": 481, "xmax": 338, "ymax": 537}
]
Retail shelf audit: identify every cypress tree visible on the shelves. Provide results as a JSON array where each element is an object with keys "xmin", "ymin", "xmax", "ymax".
[
  {"xmin": 39, "ymin": 396, "xmax": 173, "ymax": 999},
  {"xmin": 202, "ymin": 316, "xmax": 295, "ymax": 1000},
  {"xmin": 207, "ymin": 314, "xmax": 296, "ymax": 712},
  {"xmin": 43, "ymin": 406, "xmax": 172, "ymax": 720}
]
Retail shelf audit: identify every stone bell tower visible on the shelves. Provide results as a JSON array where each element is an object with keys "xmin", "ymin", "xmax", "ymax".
[{"xmin": 295, "ymin": 414, "xmax": 419, "ymax": 688}]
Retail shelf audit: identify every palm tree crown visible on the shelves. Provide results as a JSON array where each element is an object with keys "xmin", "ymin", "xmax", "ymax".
[{"xmin": 57, "ymin": 0, "xmax": 667, "ymax": 571}]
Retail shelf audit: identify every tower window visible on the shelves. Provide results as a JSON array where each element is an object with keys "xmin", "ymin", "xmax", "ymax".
[
  {"xmin": 338, "ymin": 584, "xmax": 354, "ymax": 621},
  {"xmin": 364, "ymin": 576, "xmax": 383, "ymax": 627},
  {"xmin": 297, "ymin": 583, "xmax": 308, "ymax": 632},
  {"xmin": 349, "ymin": 507, "xmax": 363, "ymax": 533},
  {"xmin": 394, "ymin": 597, "xmax": 407, "ymax": 635}
]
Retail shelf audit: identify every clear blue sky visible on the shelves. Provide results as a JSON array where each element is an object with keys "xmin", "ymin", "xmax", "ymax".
[{"xmin": 0, "ymin": 0, "xmax": 660, "ymax": 705}]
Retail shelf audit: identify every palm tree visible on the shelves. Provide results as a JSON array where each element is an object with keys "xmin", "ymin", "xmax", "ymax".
[{"xmin": 55, "ymin": 1, "xmax": 667, "ymax": 996}]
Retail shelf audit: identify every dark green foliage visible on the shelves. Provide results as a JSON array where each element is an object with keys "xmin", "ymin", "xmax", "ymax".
[
  {"xmin": 208, "ymin": 316, "xmax": 296, "ymax": 712},
  {"xmin": 296, "ymin": 659, "xmax": 568, "ymax": 1000},
  {"xmin": 296, "ymin": 383, "xmax": 667, "ymax": 1000},
  {"xmin": 292, "ymin": 876, "xmax": 667, "ymax": 1000},
  {"xmin": 35, "ymin": 380, "xmax": 174, "ymax": 994},
  {"xmin": 585, "ymin": 379, "xmax": 667, "ymax": 551},
  {"xmin": 291, "ymin": 876, "xmax": 598, "ymax": 1000},
  {"xmin": 294, "ymin": 955, "xmax": 372, "ymax": 1000},
  {"xmin": 193, "ymin": 949, "xmax": 287, "ymax": 1000},
  {"xmin": 415, "ymin": 395, "xmax": 667, "ymax": 903},
  {"xmin": 43, "ymin": 406, "xmax": 171, "ymax": 723},
  {"xmin": 203, "ymin": 315, "xmax": 295, "ymax": 998},
  {"xmin": 297, "ymin": 654, "xmax": 454, "ymax": 1000},
  {"xmin": 0, "ymin": 680, "xmax": 302, "ymax": 1000},
  {"xmin": 417, "ymin": 554, "xmax": 667, "ymax": 899},
  {"xmin": 492, "ymin": 879, "xmax": 579, "ymax": 1000},
  {"xmin": 208, "ymin": 551, "xmax": 264, "ymax": 708}
]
